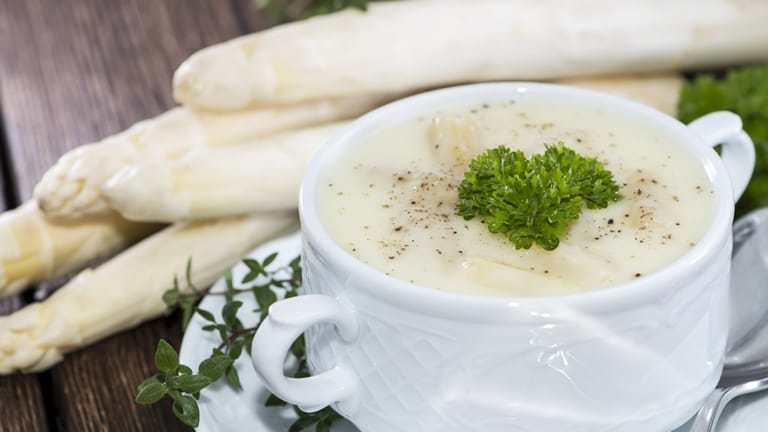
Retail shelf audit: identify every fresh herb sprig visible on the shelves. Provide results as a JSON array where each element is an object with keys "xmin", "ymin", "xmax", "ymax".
[
  {"xmin": 457, "ymin": 142, "xmax": 621, "ymax": 250},
  {"xmin": 254, "ymin": 0, "xmax": 383, "ymax": 23},
  {"xmin": 136, "ymin": 253, "xmax": 342, "ymax": 431},
  {"xmin": 678, "ymin": 65, "xmax": 768, "ymax": 217}
]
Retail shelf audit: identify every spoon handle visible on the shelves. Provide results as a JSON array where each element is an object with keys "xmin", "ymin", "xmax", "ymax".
[
  {"xmin": 689, "ymin": 388, "xmax": 729, "ymax": 432},
  {"xmin": 689, "ymin": 377, "xmax": 768, "ymax": 432}
]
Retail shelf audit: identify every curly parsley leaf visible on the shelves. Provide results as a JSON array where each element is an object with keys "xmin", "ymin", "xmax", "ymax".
[
  {"xmin": 678, "ymin": 65, "xmax": 768, "ymax": 217},
  {"xmin": 457, "ymin": 143, "xmax": 621, "ymax": 251}
]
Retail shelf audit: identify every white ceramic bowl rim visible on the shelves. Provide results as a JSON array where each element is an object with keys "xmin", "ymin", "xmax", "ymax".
[{"xmin": 299, "ymin": 82, "xmax": 735, "ymax": 314}]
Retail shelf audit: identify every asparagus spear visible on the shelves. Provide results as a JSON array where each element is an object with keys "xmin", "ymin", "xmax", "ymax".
[
  {"xmin": 102, "ymin": 122, "xmax": 348, "ymax": 222},
  {"xmin": 0, "ymin": 202, "xmax": 160, "ymax": 299},
  {"xmin": 173, "ymin": 0, "xmax": 768, "ymax": 110},
  {"xmin": 0, "ymin": 211, "xmax": 297, "ymax": 374},
  {"xmin": 559, "ymin": 74, "xmax": 682, "ymax": 117},
  {"xmin": 429, "ymin": 115, "xmax": 484, "ymax": 173},
  {"xmin": 104, "ymin": 75, "xmax": 680, "ymax": 222},
  {"xmin": 33, "ymin": 95, "xmax": 389, "ymax": 220}
]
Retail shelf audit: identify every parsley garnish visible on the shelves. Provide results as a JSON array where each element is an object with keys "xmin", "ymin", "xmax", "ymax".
[
  {"xmin": 678, "ymin": 65, "xmax": 768, "ymax": 217},
  {"xmin": 457, "ymin": 143, "xmax": 621, "ymax": 251}
]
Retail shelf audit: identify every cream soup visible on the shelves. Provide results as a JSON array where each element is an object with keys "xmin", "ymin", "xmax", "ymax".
[{"xmin": 318, "ymin": 99, "xmax": 714, "ymax": 296}]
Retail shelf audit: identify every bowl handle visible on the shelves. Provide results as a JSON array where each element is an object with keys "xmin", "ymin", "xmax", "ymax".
[
  {"xmin": 687, "ymin": 111, "xmax": 755, "ymax": 202},
  {"xmin": 250, "ymin": 294, "xmax": 359, "ymax": 414}
]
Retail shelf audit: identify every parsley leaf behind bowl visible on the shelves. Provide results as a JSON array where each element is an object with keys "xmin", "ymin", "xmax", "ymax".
[{"xmin": 678, "ymin": 66, "xmax": 768, "ymax": 217}]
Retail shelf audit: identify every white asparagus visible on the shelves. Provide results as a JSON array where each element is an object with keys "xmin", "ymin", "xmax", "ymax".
[
  {"xmin": 173, "ymin": 0, "xmax": 768, "ymax": 110},
  {"xmin": 33, "ymin": 95, "xmax": 390, "ymax": 219},
  {"xmin": 429, "ymin": 115, "xmax": 484, "ymax": 173},
  {"xmin": 464, "ymin": 242, "xmax": 617, "ymax": 296},
  {"xmin": 0, "ymin": 202, "xmax": 161, "ymax": 299},
  {"xmin": 104, "ymin": 75, "xmax": 681, "ymax": 223},
  {"xmin": 0, "ymin": 211, "xmax": 297, "ymax": 374},
  {"xmin": 559, "ymin": 74, "xmax": 683, "ymax": 116},
  {"xmin": 102, "ymin": 122, "xmax": 349, "ymax": 222}
]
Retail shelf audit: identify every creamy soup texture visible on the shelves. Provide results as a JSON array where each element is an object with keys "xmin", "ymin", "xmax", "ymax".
[{"xmin": 318, "ymin": 99, "xmax": 714, "ymax": 297}]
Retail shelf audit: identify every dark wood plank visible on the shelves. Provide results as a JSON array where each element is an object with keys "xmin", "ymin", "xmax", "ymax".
[
  {"xmin": 0, "ymin": 296, "xmax": 48, "ymax": 432},
  {"xmin": 0, "ymin": 0, "xmax": 245, "ymax": 198},
  {"xmin": 230, "ymin": 0, "xmax": 285, "ymax": 32},
  {"xmin": 0, "ymin": 35, "xmax": 50, "ymax": 432},
  {"xmin": 0, "ymin": 372, "xmax": 49, "ymax": 432},
  {"xmin": 0, "ymin": 0, "xmax": 270, "ymax": 430},
  {"xmin": 53, "ymin": 315, "xmax": 188, "ymax": 432}
]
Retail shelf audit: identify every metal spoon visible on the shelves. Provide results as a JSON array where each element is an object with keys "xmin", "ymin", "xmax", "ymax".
[{"xmin": 690, "ymin": 208, "xmax": 768, "ymax": 432}]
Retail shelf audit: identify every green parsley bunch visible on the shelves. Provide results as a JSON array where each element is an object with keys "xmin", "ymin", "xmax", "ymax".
[
  {"xmin": 678, "ymin": 66, "xmax": 768, "ymax": 217},
  {"xmin": 457, "ymin": 143, "xmax": 621, "ymax": 250}
]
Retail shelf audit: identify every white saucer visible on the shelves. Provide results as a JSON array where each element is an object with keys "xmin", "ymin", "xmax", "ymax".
[{"xmin": 180, "ymin": 232, "xmax": 768, "ymax": 432}]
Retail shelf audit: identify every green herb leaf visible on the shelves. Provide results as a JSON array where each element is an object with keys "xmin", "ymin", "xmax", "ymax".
[
  {"xmin": 199, "ymin": 352, "xmax": 234, "ymax": 381},
  {"xmin": 180, "ymin": 297, "xmax": 198, "ymax": 331},
  {"xmin": 678, "ymin": 65, "xmax": 768, "ymax": 216},
  {"xmin": 196, "ymin": 308, "xmax": 216, "ymax": 323},
  {"xmin": 265, "ymin": 393, "xmax": 288, "ymax": 407},
  {"xmin": 254, "ymin": 0, "xmax": 382, "ymax": 24},
  {"xmin": 224, "ymin": 269, "xmax": 235, "ymax": 296},
  {"xmin": 457, "ymin": 143, "xmax": 621, "ymax": 250},
  {"xmin": 243, "ymin": 333, "xmax": 256, "ymax": 355},
  {"xmin": 155, "ymin": 339, "xmax": 179, "ymax": 373},
  {"xmin": 185, "ymin": 258, "xmax": 197, "ymax": 293},
  {"xmin": 289, "ymin": 414, "xmax": 320, "ymax": 432},
  {"xmin": 263, "ymin": 252, "xmax": 278, "ymax": 267},
  {"xmin": 225, "ymin": 364, "xmax": 243, "ymax": 391},
  {"xmin": 289, "ymin": 255, "xmax": 301, "ymax": 278},
  {"xmin": 222, "ymin": 300, "xmax": 243, "ymax": 327},
  {"xmin": 167, "ymin": 374, "xmax": 212, "ymax": 394},
  {"xmin": 135, "ymin": 376, "xmax": 168, "ymax": 404},
  {"xmin": 254, "ymin": 286, "xmax": 278, "ymax": 312},
  {"xmin": 290, "ymin": 335, "xmax": 306, "ymax": 359},
  {"xmin": 242, "ymin": 258, "xmax": 267, "ymax": 282},
  {"xmin": 140, "ymin": 251, "xmax": 344, "ymax": 430},
  {"xmin": 229, "ymin": 339, "xmax": 245, "ymax": 360},
  {"xmin": 161, "ymin": 287, "xmax": 179, "ymax": 311},
  {"xmin": 168, "ymin": 389, "xmax": 200, "ymax": 427}
]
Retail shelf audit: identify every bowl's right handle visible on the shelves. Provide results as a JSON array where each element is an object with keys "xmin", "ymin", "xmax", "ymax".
[{"xmin": 687, "ymin": 111, "xmax": 755, "ymax": 202}]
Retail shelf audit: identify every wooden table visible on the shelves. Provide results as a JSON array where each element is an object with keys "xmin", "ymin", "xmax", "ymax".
[{"xmin": 0, "ymin": 1, "xmax": 272, "ymax": 430}]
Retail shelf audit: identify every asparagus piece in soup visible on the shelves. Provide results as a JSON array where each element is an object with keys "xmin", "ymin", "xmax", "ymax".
[{"xmin": 428, "ymin": 115, "xmax": 485, "ymax": 173}]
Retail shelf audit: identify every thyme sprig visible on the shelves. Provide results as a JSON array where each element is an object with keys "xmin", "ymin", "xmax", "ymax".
[{"xmin": 136, "ymin": 253, "xmax": 342, "ymax": 431}]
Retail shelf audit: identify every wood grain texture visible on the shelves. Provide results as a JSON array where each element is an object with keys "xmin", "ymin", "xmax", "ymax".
[
  {"xmin": 0, "ymin": 0, "xmax": 269, "ymax": 430},
  {"xmin": 51, "ymin": 316, "xmax": 189, "ymax": 432},
  {"xmin": 0, "ymin": 373, "xmax": 49, "ymax": 432},
  {"xmin": 0, "ymin": 7, "xmax": 50, "ymax": 430},
  {"xmin": 0, "ymin": 0, "xmax": 252, "ymax": 198}
]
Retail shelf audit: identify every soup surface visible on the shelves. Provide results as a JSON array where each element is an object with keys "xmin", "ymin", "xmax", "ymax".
[{"xmin": 318, "ymin": 98, "xmax": 714, "ymax": 296}]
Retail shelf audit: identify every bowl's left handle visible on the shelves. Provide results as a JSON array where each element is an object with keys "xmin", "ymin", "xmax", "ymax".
[
  {"xmin": 250, "ymin": 294, "xmax": 359, "ymax": 413},
  {"xmin": 687, "ymin": 111, "xmax": 755, "ymax": 202}
]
